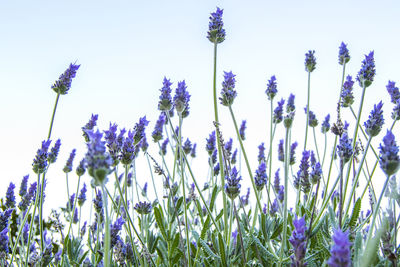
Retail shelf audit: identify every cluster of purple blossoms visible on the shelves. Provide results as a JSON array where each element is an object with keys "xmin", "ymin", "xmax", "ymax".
[
  {"xmin": 213, "ymin": 163, "xmax": 220, "ymax": 176},
  {"xmin": 304, "ymin": 106, "xmax": 318, "ymax": 127},
  {"xmin": 356, "ymin": 51, "xmax": 376, "ymax": 88},
  {"xmin": 287, "ymin": 94, "xmax": 296, "ymax": 113},
  {"xmin": 32, "ymin": 140, "xmax": 52, "ymax": 174},
  {"xmin": 134, "ymin": 201, "xmax": 152, "ymax": 215},
  {"xmin": 341, "ymin": 75, "xmax": 355, "ymax": 108},
  {"xmin": 290, "ymin": 142, "xmax": 298, "ymax": 165},
  {"xmin": 152, "ymin": 113, "xmax": 166, "ymax": 142},
  {"xmin": 63, "ymin": 149, "xmax": 76, "ymax": 173},
  {"xmin": 265, "ymin": 75, "xmax": 278, "ymax": 100},
  {"xmin": 386, "ymin": 81, "xmax": 400, "ymax": 104},
  {"xmin": 0, "ymin": 209, "xmax": 13, "ymax": 232},
  {"xmin": 173, "ymin": 81, "xmax": 191, "ymax": 117},
  {"xmin": 51, "ymin": 63, "xmax": 80, "ymax": 95},
  {"xmin": 270, "ymin": 199, "xmax": 279, "ymax": 216},
  {"xmin": 133, "ymin": 116, "xmax": 149, "ymax": 145},
  {"xmin": 240, "ymin": 188, "xmax": 250, "ymax": 206},
  {"xmin": 284, "ymin": 94, "xmax": 296, "ymax": 128},
  {"xmin": 231, "ymin": 149, "xmax": 237, "ymax": 164},
  {"xmin": 274, "ymin": 169, "xmax": 280, "ymax": 193},
  {"xmin": 337, "ymin": 133, "xmax": 353, "ymax": 164},
  {"xmin": 338, "ymin": 42, "xmax": 350, "ymax": 65},
  {"xmin": 109, "ymin": 217, "xmax": 125, "ymax": 248},
  {"xmin": 158, "ymin": 77, "xmax": 173, "ymax": 111},
  {"xmin": 258, "ymin": 143, "xmax": 266, "ymax": 163},
  {"xmin": 48, "ymin": 139, "xmax": 61, "ymax": 164},
  {"xmin": 85, "ymin": 130, "xmax": 113, "ymax": 185},
  {"xmin": 321, "ymin": 114, "xmax": 331, "ymax": 134},
  {"xmin": 273, "ymin": 99, "xmax": 285, "ymax": 124},
  {"xmin": 76, "ymin": 158, "xmax": 86, "ymax": 176},
  {"xmin": 120, "ymin": 130, "xmax": 136, "ymax": 165},
  {"xmin": 18, "ymin": 182, "xmax": 37, "ymax": 211},
  {"xmin": 78, "ymin": 183, "xmax": 87, "ymax": 207},
  {"xmin": 206, "ymin": 131, "xmax": 216, "ymax": 155},
  {"xmin": 278, "ymin": 140, "xmax": 284, "ymax": 162},
  {"xmin": 5, "ymin": 182, "xmax": 16, "ymax": 208},
  {"xmin": 364, "ymin": 101, "xmax": 384, "ymax": 137},
  {"xmin": 379, "ymin": 130, "xmax": 400, "ymax": 176},
  {"xmin": 254, "ymin": 162, "xmax": 267, "ymax": 191},
  {"xmin": 191, "ymin": 143, "xmax": 197, "ymax": 158},
  {"xmin": 305, "ymin": 50, "xmax": 317, "ymax": 72},
  {"xmin": 82, "ymin": 114, "xmax": 99, "ymax": 142},
  {"xmin": 327, "ymin": 228, "xmax": 352, "ymax": 267},
  {"xmin": 289, "ymin": 216, "xmax": 307, "ymax": 266},
  {"xmin": 220, "ymin": 71, "xmax": 237, "ymax": 106},
  {"xmin": 207, "ymin": 7, "xmax": 225, "ymax": 44},
  {"xmin": 19, "ymin": 175, "xmax": 29, "ymax": 197},
  {"xmin": 160, "ymin": 138, "xmax": 169, "ymax": 156},
  {"xmin": 225, "ymin": 138, "xmax": 233, "ymax": 157},
  {"xmin": 239, "ymin": 120, "xmax": 246, "ymax": 140},
  {"xmin": 310, "ymin": 162, "xmax": 322, "ymax": 184},
  {"xmin": 104, "ymin": 123, "xmax": 126, "ymax": 165},
  {"xmin": 225, "ymin": 167, "xmax": 241, "ymax": 200},
  {"xmin": 183, "ymin": 138, "xmax": 193, "ymax": 154},
  {"xmin": 295, "ymin": 150, "xmax": 311, "ymax": 193}
]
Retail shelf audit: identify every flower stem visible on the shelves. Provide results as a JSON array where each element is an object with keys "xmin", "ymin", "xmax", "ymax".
[
  {"xmin": 268, "ymin": 99, "xmax": 274, "ymax": 208},
  {"xmin": 339, "ymin": 159, "xmax": 344, "ymax": 229},
  {"xmin": 304, "ymin": 71, "xmax": 311, "ymax": 150},
  {"xmin": 47, "ymin": 92, "xmax": 60, "ymax": 140},
  {"xmin": 101, "ymin": 184, "xmax": 111, "ymax": 267}
]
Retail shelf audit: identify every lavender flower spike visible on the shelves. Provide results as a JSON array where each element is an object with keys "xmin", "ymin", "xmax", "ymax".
[
  {"xmin": 48, "ymin": 139, "xmax": 61, "ymax": 164},
  {"xmin": 254, "ymin": 162, "xmax": 267, "ymax": 191},
  {"xmin": 321, "ymin": 114, "xmax": 330, "ymax": 134},
  {"xmin": 51, "ymin": 63, "xmax": 80, "ymax": 95},
  {"xmin": 289, "ymin": 215, "xmax": 307, "ymax": 266},
  {"xmin": 239, "ymin": 120, "xmax": 247, "ymax": 140},
  {"xmin": 152, "ymin": 113, "xmax": 166, "ymax": 142},
  {"xmin": 32, "ymin": 140, "xmax": 52, "ymax": 174},
  {"xmin": 273, "ymin": 98, "xmax": 285, "ymax": 124},
  {"xmin": 220, "ymin": 71, "xmax": 237, "ymax": 106},
  {"xmin": 337, "ymin": 133, "xmax": 353, "ymax": 164},
  {"xmin": 225, "ymin": 166, "xmax": 241, "ymax": 199},
  {"xmin": 379, "ymin": 130, "xmax": 400, "ymax": 176},
  {"xmin": 265, "ymin": 75, "xmax": 278, "ymax": 100},
  {"xmin": 305, "ymin": 50, "xmax": 316, "ymax": 72},
  {"xmin": 327, "ymin": 228, "xmax": 352, "ymax": 267},
  {"xmin": 356, "ymin": 51, "xmax": 375, "ymax": 88},
  {"xmin": 338, "ymin": 42, "xmax": 350, "ymax": 65},
  {"xmin": 5, "ymin": 183, "xmax": 16, "ymax": 209},
  {"xmin": 206, "ymin": 131, "xmax": 216, "ymax": 155},
  {"xmin": 289, "ymin": 142, "xmax": 298, "ymax": 165},
  {"xmin": 207, "ymin": 7, "xmax": 225, "ymax": 44},
  {"xmin": 158, "ymin": 77, "xmax": 173, "ymax": 111},
  {"xmin": 341, "ymin": 75, "xmax": 355, "ymax": 108},
  {"xmin": 173, "ymin": 80, "xmax": 191, "ymax": 115},
  {"xmin": 304, "ymin": 106, "xmax": 318, "ymax": 127},
  {"xmin": 364, "ymin": 101, "xmax": 384, "ymax": 137},
  {"xmin": 386, "ymin": 80, "xmax": 400, "ymax": 104},
  {"xmin": 63, "ymin": 149, "xmax": 76, "ymax": 173},
  {"xmin": 133, "ymin": 116, "xmax": 149, "ymax": 145}
]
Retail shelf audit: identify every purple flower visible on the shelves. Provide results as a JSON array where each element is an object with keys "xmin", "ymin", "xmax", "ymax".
[
  {"xmin": 51, "ymin": 63, "xmax": 80, "ymax": 95},
  {"xmin": 104, "ymin": 123, "xmax": 124, "ymax": 165},
  {"xmin": 0, "ymin": 209, "xmax": 13, "ymax": 231},
  {"xmin": 287, "ymin": 94, "xmax": 296, "ymax": 113},
  {"xmin": 304, "ymin": 106, "xmax": 318, "ymax": 127},
  {"xmin": 142, "ymin": 182, "xmax": 148, "ymax": 197},
  {"xmin": 231, "ymin": 148, "xmax": 237, "ymax": 164},
  {"xmin": 207, "ymin": 7, "xmax": 225, "ymax": 44},
  {"xmin": 341, "ymin": 75, "xmax": 355, "ymax": 108},
  {"xmin": 386, "ymin": 80, "xmax": 400, "ymax": 104},
  {"xmin": 322, "ymin": 114, "xmax": 330, "ymax": 134},
  {"xmin": 254, "ymin": 162, "xmax": 267, "ymax": 191},
  {"xmin": 32, "ymin": 140, "xmax": 52, "ymax": 174},
  {"xmin": 206, "ymin": 131, "xmax": 216, "ymax": 155},
  {"xmin": 134, "ymin": 201, "xmax": 152, "ymax": 215},
  {"xmin": 225, "ymin": 138, "xmax": 233, "ymax": 156},
  {"xmin": 93, "ymin": 191, "xmax": 104, "ymax": 219},
  {"xmin": 273, "ymin": 98, "xmax": 285, "ymax": 124},
  {"xmin": 152, "ymin": 113, "xmax": 166, "ymax": 142},
  {"xmin": 109, "ymin": 217, "xmax": 125, "ymax": 248},
  {"xmin": 158, "ymin": 77, "xmax": 173, "ymax": 111},
  {"xmin": 310, "ymin": 162, "xmax": 322, "ymax": 184},
  {"xmin": 356, "ymin": 51, "xmax": 375, "ymax": 88},
  {"xmin": 220, "ymin": 71, "xmax": 237, "ymax": 106},
  {"xmin": 338, "ymin": 42, "xmax": 350, "ymax": 65},
  {"xmin": 213, "ymin": 163, "xmax": 220, "ymax": 177},
  {"xmin": 258, "ymin": 143, "xmax": 266, "ymax": 163},
  {"xmin": 121, "ymin": 130, "xmax": 135, "ymax": 165},
  {"xmin": 82, "ymin": 114, "xmax": 99, "ymax": 142},
  {"xmin": 140, "ymin": 135, "xmax": 149, "ymax": 152},
  {"xmin": 78, "ymin": 183, "xmax": 87, "ymax": 207},
  {"xmin": 266, "ymin": 75, "xmax": 278, "ymax": 100},
  {"xmin": 379, "ymin": 130, "xmax": 400, "ymax": 176},
  {"xmin": 48, "ymin": 139, "xmax": 61, "ymax": 164},
  {"xmin": 278, "ymin": 139, "xmax": 284, "ymax": 162},
  {"xmin": 289, "ymin": 216, "xmax": 307, "ymax": 266},
  {"xmin": 76, "ymin": 158, "xmax": 86, "ymax": 176},
  {"xmin": 19, "ymin": 175, "xmax": 29, "ymax": 197},
  {"xmin": 225, "ymin": 167, "xmax": 241, "ymax": 199},
  {"xmin": 63, "ymin": 149, "xmax": 76, "ymax": 173},
  {"xmin": 183, "ymin": 138, "xmax": 192, "ymax": 154},
  {"xmin": 270, "ymin": 199, "xmax": 279, "ymax": 216},
  {"xmin": 296, "ymin": 151, "xmax": 310, "ymax": 193},
  {"xmin": 278, "ymin": 186, "xmax": 285, "ymax": 203},
  {"xmin": 337, "ymin": 133, "xmax": 353, "ymax": 164},
  {"xmin": 274, "ymin": 169, "xmax": 280, "ymax": 193},
  {"xmin": 160, "ymin": 138, "xmax": 169, "ymax": 156},
  {"xmin": 211, "ymin": 149, "xmax": 217, "ymax": 164},
  {"xmin": 240, "ymin": 188, "xmax": 250, "ymax": 206},
  {"xmin": 133, "ymin": 116, "xmax": 149, "ymax": 145},
  {"xmin": 364, "ymin": 101, "xmax": 384, "ymax": 137},
  {"xmin": 0, "ymin": 228, "xmax": 9, "ymax": 254},
  {"xmin": 18, "ymin": 182, "xmax": 37, "ymax": 211},
  {"xmin": 327, "ymin": 228, "xmax": 352, "ymax": 267},
  {"xmin": 191, "ymin": 143, "xmax": 197, "ymax": 158},
  {"xmin": 5, "ymin": 183, "xmax": 16, "ymax": 209},
  {"xmin": 305, "ymin": 50, "xmax": 316, "ymax": 72},
  {"xmin": 239, "ymin": 120, "xmax": 247, "ymax": 140},
  {"xmin": 290, "ymin": 142, "xmax": 298, "ymax": 165},
  {"xmin": 173, "ymin": 81, "xmax": 191, "ymax": 115},
  {"xmin": 85, "ymin": 130, "xmax": 113, "ymax": 185},
  {"xmin": 392, "ymin": 100, "xmax": 400, "ymax": 121}
]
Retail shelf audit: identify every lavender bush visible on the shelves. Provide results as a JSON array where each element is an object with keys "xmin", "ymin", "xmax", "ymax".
[{"xmin": 1, "ymin": 7, "xmax": 400, "ymax": 267}]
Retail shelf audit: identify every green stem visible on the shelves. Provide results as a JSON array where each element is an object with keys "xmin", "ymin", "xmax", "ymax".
[
  {"xmin": 322, "ymin": 133, "xmax": 327, "ymax": 167},
  {"xmin": 304, "ymin": 71, "xmax": 311, "ymax": 150},
  {"xmin": 268, "ymin": 99, "xmax": 274, "ymax": 208},
  {"xmin": 10, "ymin": 204, "xmax": 33, "ymax": 265},
  {"xmin": 101, "ymin": 184, "xmax": 111, "ymax": 267},
  {"xmin": 47, "ymin": 92, "xmax": 60, "ymax": 139},
  {"xmin": 65, "ymin": 175, "xmax": 82, "ymax": 243},
  {"xmin": 212, "ymin": 41, "xmax": 228, "ymax": 240},
  {"xmin": 280, "ymin": 127, "xmax": 290, "ymax": 265},
  {"xmin": 339, "ymin": 159, "xmax": 344, "ymax": 229},
  {"xmin": 365, "ymin": 174, "xmax": 391, "ymax": 247}
]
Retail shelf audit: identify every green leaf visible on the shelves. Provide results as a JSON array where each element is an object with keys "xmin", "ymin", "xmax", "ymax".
[
  {"xmin": 270, "ymin": 222, "xmax": 282, "ymax": 240},
  {"xmin": 154, "ymin": 206, "xmax": 168, "ymax": 241},
  {"xmin": 348, "ymin": 198, "xmax": 361, "ymax": 230},
  {"xmin": 171, "ymin": 233, "xmax": 180, "ymax": 254},
  {"xmin": 199, "ymin": 238, "xmax": 221, "ymax": 260},
  {"xmin": 172, "ymin": 248, "xmax": 183, "ymax": 266},
  {"xmin": 201, "ymin": 216, "xmax": 211, "ymax": 240},
  {"xmin": 218, "ymin": 233, "xmax": 227, "ymax": 267}
]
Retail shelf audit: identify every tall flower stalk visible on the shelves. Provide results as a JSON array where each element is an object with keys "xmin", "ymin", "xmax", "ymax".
[{"xmin": 304, "ymin": 50, "xmax": 316, "ymax": 150}]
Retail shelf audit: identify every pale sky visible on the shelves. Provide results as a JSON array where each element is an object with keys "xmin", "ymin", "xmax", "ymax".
[{"xmin": 1, "ymin": 0, "xmax": 399, "ymax": 212}]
